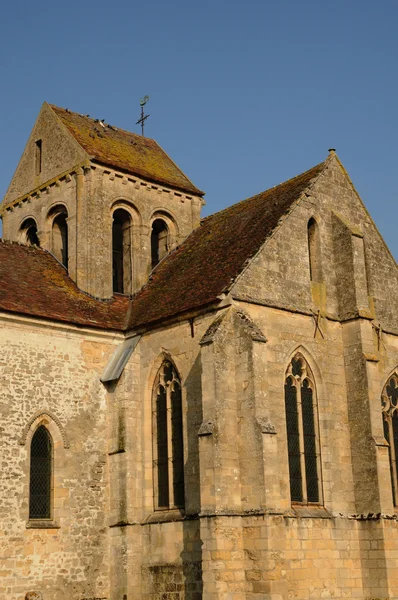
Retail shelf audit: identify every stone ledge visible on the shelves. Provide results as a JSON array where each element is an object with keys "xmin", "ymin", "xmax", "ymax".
[
  {"xmin": 26, "ymin": 519, "xmax": 60, "ymax": 529},
  {"xmin": 288, "ymin": 505, "xmax": 332, "ymax": 519},
  {"xmin": 142, "ymin": 509, "xmax": 186, "ymax": 525}
]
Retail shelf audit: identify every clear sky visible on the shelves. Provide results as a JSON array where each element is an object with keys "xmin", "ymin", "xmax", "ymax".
[{"xmin": 0, "ymin": 0, "xmax": 397, "ymax": 259}]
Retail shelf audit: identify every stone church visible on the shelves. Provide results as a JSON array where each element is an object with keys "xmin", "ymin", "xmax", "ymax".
[{"xmin": 0, "ymin": 102, "xmax": 397, "ymax": 600}]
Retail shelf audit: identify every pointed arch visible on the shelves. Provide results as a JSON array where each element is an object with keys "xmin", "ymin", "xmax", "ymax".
[
  {"xmin": 381, "ymin": 368, "xmax": 398, "ymax": 506},
  {"xmin": 20, "ymin": 410, "xmax": 69, "ymax": 448},
  {"xmin": 151, "ymin": 357, "xmax": 185, "ymax": 510},
  {"xmin": 29, "ymin": 425, "xmax": 52, "ymax": 519},
  {"xmin": 284, "ymin": 351, "xmax": 323, "ymax": 504},
  {"xmin": 285, "ymin": 345, "xmax": 325, "ymax": 393}
]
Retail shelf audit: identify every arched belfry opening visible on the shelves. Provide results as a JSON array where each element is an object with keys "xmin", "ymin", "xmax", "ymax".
[
  {"xmin": 151, "ymin": 219, "xmax": 168, "ymax": 269},
  {"xmin": 48, "ymin": 206, "xmax": 68, "ymax": 269},
  {"xmin": 112, "ymin": 208, "xmax": 132, "ymax": 294},
  {"xmin": 20, "ymin": 218, "xmax": 40, "ymax": 246},
  {"xmin": 308, "ymin": 218, "xmax": 322, "ymax": 283}
]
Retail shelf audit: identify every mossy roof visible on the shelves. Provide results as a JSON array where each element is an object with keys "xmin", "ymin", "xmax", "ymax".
[
  {"xmin": 0, "ymin": 241, "xmax": 129, "ymax": 330},
  {"xmin": 49, "ymin": 105, "xmax": 203, "ymax": 196},
  {"xmin": 127, "ymin": 160, "xmax": 326, "ymax": 329},
  {"xmin": 0, "ymin": 160, "xmax": 326, "ymax": 331}
]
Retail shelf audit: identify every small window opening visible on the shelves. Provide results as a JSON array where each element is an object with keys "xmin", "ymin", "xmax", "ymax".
[
  {"xmin": 308, "ymin": 218, "xmax": 322, "ymax": 283},
  {"xmin": 151, "ymin": 219, "xmax": 168, "ymax": 269},
  {"xmin": 112, "ymin": 209, "xmax": 132, "ymax": 294},
  {"xmin": 20, "ymin": 218, "xmax": 40, "ymax": 247},
  {"xmin": 35, "ymin": 140, "xmax": 42, "ymax": 176},
  {"xmin": 29, "ymin": 425, "xmax": 52, "ymax": 519}
]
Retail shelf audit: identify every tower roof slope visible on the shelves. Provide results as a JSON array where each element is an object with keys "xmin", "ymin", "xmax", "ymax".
[
  {"xmin": 127, "ymin": 161, "xmax": 326, "ymax": 329},
  {"xmin": 49, "ymin": 104, "xmax": 203, "ymax": 196},
  {"xmin": 0, "ymin": 241, "xmax": 129, "ymax": 330}
]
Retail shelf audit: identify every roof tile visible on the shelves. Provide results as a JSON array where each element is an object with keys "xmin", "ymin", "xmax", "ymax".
[
  {"xmin": 0, "ymin": 241, "xmax": 129, "ymax": 330},
  {"xmin": 0, "ymin": 160, "xmax": 326, "ymax": 331},
  {"xmin": 127, "ymin": 161, "xmax": 326, "ymax": 329},
  {"xmin": 50, "ymin": 105, "xmax": 203, "ymax": 196}
]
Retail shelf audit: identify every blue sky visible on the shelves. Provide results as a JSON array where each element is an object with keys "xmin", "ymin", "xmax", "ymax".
[{"xmin": 0, "ymin": 0, "xmax": 397, "ymax": 259}]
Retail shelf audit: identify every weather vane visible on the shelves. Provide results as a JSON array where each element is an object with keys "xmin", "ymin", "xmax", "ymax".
[{"xmin": 136, "ymin": 95, "xmax": 150, "ymax": 136}]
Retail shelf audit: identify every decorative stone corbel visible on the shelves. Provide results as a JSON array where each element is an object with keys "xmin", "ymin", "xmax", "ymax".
[
  {"xmin": 256, "ymin": 416, "xmax": 276, "ymax": 435},
  {"xmin": 198, "ymin": 420, "xmax": 215, "ymax": 436}
]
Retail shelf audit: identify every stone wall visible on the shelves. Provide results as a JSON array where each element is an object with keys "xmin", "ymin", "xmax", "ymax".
[
  {"xmin": 109, "ymin": 294, "xmax": 398, "ymax": 599},
  {"xmin": 0, "ymin": 313, "xmax": 122, "ymax": 600}
]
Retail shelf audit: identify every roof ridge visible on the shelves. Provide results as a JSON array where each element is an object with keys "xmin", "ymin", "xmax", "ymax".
[
  {"xmin": 48, "ymin": 104, "xmax": 203, "ymax": 196},
  {"xmin": 200, "ymin": 160, "xmax": 326, "ymax": 225},
  {"xmin": 49, "ymin": 104, "xmax": 153, "ymax": 143}
]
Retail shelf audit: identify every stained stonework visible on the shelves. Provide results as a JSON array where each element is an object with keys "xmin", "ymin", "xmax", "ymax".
[{"xmin": 0, "ymin": 107, "xmax": 397, "ymax": 599}]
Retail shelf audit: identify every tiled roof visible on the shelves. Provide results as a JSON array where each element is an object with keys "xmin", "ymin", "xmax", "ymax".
[
  {"xmin": 0, "ymin": 241, "xmax": 129, "ymax": 330},
  {"xmin": 127, "ymin": 161, "xmax": 326, "ymax": 329},
  {"xmin": 0, "ymin": 161, "xmax": 326, "ymax": 331},
  {"xmin": 50, "ymin": 105, "xmax": 203, "ymax": 196}
]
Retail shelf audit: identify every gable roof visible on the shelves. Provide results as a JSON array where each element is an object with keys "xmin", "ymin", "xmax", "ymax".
[
  {"xmin": 49, "ymin": 104, "xmax": 203, "ymax": 196},
  {"xmin": 0, "ymin": 159, "xmax": 326, "ymax": 332},
  {"xmin": 0, "ymin": 241, "xmax": 129, "ymax": 330},
  {"xmin": 127, "ymin": 160, "xmax": 326, "ymax": 330}
]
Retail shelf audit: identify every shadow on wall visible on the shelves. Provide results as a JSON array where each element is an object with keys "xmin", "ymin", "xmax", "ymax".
[
  {"xmin": 141, "ymin": 353, "xmax": 205, "ymax": 599},
  {"xmin": 181, "ymin": 353, "xmax": 204, "ymax": 599}
]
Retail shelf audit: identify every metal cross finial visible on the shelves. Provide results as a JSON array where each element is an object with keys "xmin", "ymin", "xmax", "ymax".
[{"xmin": 136, "ymin": 95, "xmax": 150, "ymax": 136}]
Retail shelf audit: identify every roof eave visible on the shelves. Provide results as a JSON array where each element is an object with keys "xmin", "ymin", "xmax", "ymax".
[{"xmin": 90, "ymin": 158, "xmax": 205, "ymax": 197}]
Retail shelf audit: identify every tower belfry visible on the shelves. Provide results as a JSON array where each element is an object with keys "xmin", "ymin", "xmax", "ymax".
[{"xmin": 0, "ymin": 102, "xmax": 204, "ymax": 300}]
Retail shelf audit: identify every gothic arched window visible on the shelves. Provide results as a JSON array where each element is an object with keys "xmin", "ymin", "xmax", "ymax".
[
  {"xmin": 308, "ymin": 218, "xmax": 322, "ymax": 283},
  {"xmin": 381, "ymin": 374, "xmax": 398, "ymax": 506},
  {"xmin": 284, "ymin": 355, "xmax": 322, "ymax": 503},
  {"xmin": 152, "ymin": 361, "xmax": 184, "ymax": 510},
  {"xmin": 29, "ymin": 425, "xmax": 52, "ymax": 519},
  {"xmin": 151, "ymin": 219, "xmax": 168, "ymax": 269},
  {"xmin": 112, "ymin": 208, "xmax": 132, "ymax": 294}
]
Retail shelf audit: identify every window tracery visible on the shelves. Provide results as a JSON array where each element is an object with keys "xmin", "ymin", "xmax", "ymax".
[
  {"xmin": 381, "ymin": 373, "xmax": 398, "ymax": 505},
  {"xmin": 152, "ymin": 361, "xmax": 184, "ymax": 510},
  {"xmin": 284, "ymin": 355, "xmax": 322, "ymax": 503},
  {"xmin": 29, "ymin": 425, "xmax": 52, "ymax": 519}
]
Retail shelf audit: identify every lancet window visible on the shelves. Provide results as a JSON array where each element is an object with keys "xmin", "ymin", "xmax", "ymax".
[
  {"xmin": 29, "ymin": 425, "xmax": 52, "ymax": 519},
  {"xmin": 35, "ymin": 139, "xmax": 42, "ymax": 175},
  {"xmin": 381, "ymin": 374, "xmax": 398, "ymax": 506},
  {"xmin": 152, "ymin": 361, "xmax": 184, "ymax": 510},
  {"xmin": 284, "ymin": 355, "xmax": 322, "ymax": 503},
  {"xmin": 308, "ymin": 218, "xmax": 322, "ymax": 283}
]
